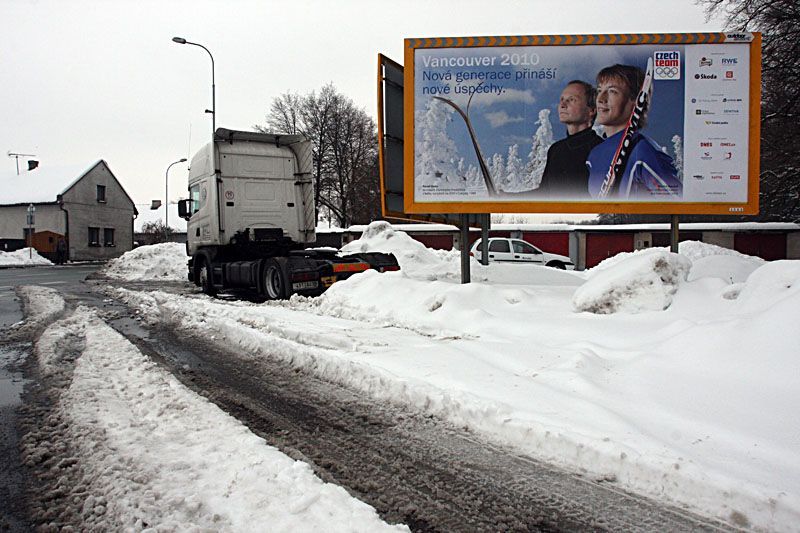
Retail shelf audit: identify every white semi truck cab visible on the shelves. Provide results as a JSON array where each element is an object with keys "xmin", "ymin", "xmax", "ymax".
[{"xmin": 178, "ymin": 128, "xmax": 398, "ymax": 298}]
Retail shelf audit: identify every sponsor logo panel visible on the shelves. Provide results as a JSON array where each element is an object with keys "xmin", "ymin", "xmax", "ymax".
[{"xmin": 654, "ymin": 51, "xmax": 681, "ymax": 80}]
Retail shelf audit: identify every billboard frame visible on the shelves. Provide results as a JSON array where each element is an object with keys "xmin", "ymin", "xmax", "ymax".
[{"xmin": 403, "ymin": 32, "xmax": 761, "ymax": 216}]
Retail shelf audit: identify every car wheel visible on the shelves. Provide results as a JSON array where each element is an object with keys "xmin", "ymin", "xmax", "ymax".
[{"xmin": 548, "ymin": 261, "xmax": 566, "ymax": 270}]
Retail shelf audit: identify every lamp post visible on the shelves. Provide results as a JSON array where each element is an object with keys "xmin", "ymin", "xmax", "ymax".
[
  {"xmin": 172, "ymin": 37, "xmax": 215, "ymax": 139},
  {"xmin": 165, "ymin": 158, "xmax": 187, "ymax": 238}
]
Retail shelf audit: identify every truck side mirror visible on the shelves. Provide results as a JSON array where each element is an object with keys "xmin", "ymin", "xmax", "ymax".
[{"xmin": 178, "ymin": 199, "xmax": 192, "ymax": 220}]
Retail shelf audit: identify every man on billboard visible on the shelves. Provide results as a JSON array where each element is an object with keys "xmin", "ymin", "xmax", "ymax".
[
  {"xmin": 538, "ymin": 81, "xmax": 603, "ymax": 198},
  {"xmin": 587, "ymin": 64, "xmax": 681, "ymax": 199}
]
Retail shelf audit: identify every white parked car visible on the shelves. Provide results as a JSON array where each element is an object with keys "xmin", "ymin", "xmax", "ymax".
[{"xmin": 469, "ymin": 238, "xmax": 575, "ymax": 270}]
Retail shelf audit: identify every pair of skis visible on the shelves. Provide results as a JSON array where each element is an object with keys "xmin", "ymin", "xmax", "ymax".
[{"xmin": 598, "ymin": 58, "xmax": 654, "ymax": 198}]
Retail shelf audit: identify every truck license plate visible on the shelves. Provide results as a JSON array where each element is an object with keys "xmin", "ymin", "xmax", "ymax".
[{"xmin": 292, "ymin": 280, "xmax": 319, "ymax": 290}]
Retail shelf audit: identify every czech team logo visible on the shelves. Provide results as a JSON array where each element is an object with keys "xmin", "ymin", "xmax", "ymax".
[{"xmin": 654, "ymin": 51, "xmax": 681, "ymax": 80}]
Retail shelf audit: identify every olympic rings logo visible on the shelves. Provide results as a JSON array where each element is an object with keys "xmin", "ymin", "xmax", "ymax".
[{"xmin": 655, "ymin": 66, "xmax": 679, "ymax": 78}]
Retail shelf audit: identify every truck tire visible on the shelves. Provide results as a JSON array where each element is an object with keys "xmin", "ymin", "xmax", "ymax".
[
  {"xmin": 198, "ymin": 259, "xmax": 217, "ymax": 296},
  {"xmin": 263, "ymin": 258, "xmax": 290, "ymax": 300}
]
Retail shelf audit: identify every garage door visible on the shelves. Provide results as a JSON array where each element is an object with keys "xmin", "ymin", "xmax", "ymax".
[
  {"xmin": 586, "ymin": 233, "xmax": 634, "ymax": 268},
  {"xmin": 734, "ymin": 233, "xmax": 786, "ymax": 260}
]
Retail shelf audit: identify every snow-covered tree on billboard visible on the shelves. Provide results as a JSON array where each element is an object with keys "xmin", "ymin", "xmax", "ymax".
[
  {"xmin": 414, "ymin": 99, "xmax": 462, "ymax": 189},
  {"xmin": 488, "ymin": 152, "xmax": 505, "ymax": 189},
  {"xmin": 501, "ymin": 144, "xmax": 527, "ymax": 192},
  {"xmin": 671, "ymin": 135, "xmax": 684, "ymax": 182},
  {"xmin": 526, "ymin": 108, "xmax": 553, "ymax": 190},
  {"xmin": 464, "ymin": 165, "xmax": 485, "ymax": 194}
]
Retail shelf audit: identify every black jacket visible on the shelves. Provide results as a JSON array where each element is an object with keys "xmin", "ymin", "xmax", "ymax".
[{"xmin": 538, "ymin": 128, "xmax": 603, "ymax": 198}]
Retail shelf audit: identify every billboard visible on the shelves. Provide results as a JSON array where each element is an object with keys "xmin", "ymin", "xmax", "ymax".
[{"xmin": 404, "ymin": 33, "xmax": 761, "ymax": 215}]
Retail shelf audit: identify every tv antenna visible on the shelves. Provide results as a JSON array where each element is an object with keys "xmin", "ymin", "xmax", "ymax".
[{"xmin": 7, "ymin": 151, "xmax": 37, "ymax": 175}]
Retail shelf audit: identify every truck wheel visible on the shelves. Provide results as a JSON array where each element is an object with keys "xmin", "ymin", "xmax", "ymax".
[
  {"xmin": 199, "ymin": 260, "xmax": 217, "ymax": 296},
  {"xmin": 263, "ymin": 258, "xmax": 289, "ymax": 300}
]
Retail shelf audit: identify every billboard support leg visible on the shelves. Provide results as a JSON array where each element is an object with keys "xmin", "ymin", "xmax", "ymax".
[
  {"xmin": 671, "ymin": 215, "xmax": 680, "ymax": 253},
  {"xmin": 480, "ymin": 213, "xmax": 490, "ymax": 266},
  {"xmin": 460, "ymin": 213, "xmax": 470, "ymax": 284}
]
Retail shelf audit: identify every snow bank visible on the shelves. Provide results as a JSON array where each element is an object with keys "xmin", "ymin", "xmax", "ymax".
[
  {"xmin": 341, "ymin": 221, "xmax": 458, "ymax": 280},
  {"xmin": 341, "ymin": 221, "xmax": 582, "ymax": 286},
  {"xmin": 9, "ymin": 285, "xmax": 66, "ymax": 340},
  {"xmin": 573, "ymin": 249, "xmax": 691, "ymax": 313},
  {"xmin": 678, "ymin": 240, "xmax": 765, "ymax": 283},
  {"xmin": 103, "ymin": 243, "xmax": 187, "ymax": 281},
  {"xmin": 0, "ymin": 247, "xmax": 52, "ymax": 267},
  {"xmin": 678, "ymin": 240, "xmax": 759, "ymax": 262},
  {"xmin": 107, "ymin": 247, "xmax": 800, "ymax": 531}
]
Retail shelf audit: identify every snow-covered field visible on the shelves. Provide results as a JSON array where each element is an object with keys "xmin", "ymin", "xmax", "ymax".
[
  {"xmin": 0, "ymin": 247, "xmax": 52, "ymax": 267},
  {"xmin": 20, "ymin": 223, "xmax": 799, "ymax": 531}
]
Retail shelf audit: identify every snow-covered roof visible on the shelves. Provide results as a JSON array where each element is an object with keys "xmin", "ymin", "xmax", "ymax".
[
  {"xmin": 574, "ymin": 222, "xmax": 800, "ymax": 232},
  {"xmin": 344, "ymin": 223, "xmax": 459, "ymax": 233},
  {"xmin": 0, "ymin": 160, "xmax": 101, "ymax": 204}
]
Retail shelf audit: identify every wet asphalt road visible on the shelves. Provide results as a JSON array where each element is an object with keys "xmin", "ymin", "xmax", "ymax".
[{"xmin": 0, "ymin": 264, "xmax": 101, "ymax": 531}]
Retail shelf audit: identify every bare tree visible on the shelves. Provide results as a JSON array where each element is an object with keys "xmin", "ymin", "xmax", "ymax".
[
  {"xmin": 256, "ymin": 83, "xmax": 381, "ymax": 227},
  {"xmin": 700, "ymin": 0, "xmax": 800, "ymax": 221}
]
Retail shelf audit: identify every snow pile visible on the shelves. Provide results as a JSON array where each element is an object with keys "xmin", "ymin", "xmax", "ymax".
[
  {"xmin": 735, "ymin": 260, "xmax": 800, "ymax": 312},
  {"xmin": 341, "ymin": 221, "xmax": 459, "ymax": 280},
  {"xmin": 22, "ymin": 291, "xmax": 407, "ymax": 532},
  {"xmin": 573, "ymin": 248, "xmax": 691, "ymax": 313},
  {"xmin": 103, "ymin": 243, "xmax": 187, "ymax": 281},
  {"xmin": 0, "ymin": 248, "xmax": 52, "ymax": 267},
  {"xmin": 679, "ymin": 240, "xmax": 758, "ymax": 262},
  {"xmin": 676, "ymin": 240, "xmax": 765, "ymax": 283},
  {"xmin": 340, "ymin": 221, "xmax": 582, "ymax": 286},
  {"xmin": 8, "ymin": 286, "xmax": 66, "ymax": 340}
]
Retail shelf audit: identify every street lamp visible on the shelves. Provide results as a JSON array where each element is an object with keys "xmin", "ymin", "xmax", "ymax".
[
  {"xmin": 165, "ymin": 158, "xmax": 187, "ymax": 236},
  {"xmin": 172, "ymin": 36, "xmax": 216, "ymax": 139}
]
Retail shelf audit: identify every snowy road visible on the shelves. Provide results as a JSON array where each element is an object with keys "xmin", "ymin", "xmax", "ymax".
[{"xmin": 9, "ymin": 277, "xmax": 727, "ymax": 531}]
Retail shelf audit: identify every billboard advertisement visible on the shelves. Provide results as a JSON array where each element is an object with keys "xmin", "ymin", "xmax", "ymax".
[{"xmin": 403, "ymin": 33, "xmax": 761, "ymax": 215}]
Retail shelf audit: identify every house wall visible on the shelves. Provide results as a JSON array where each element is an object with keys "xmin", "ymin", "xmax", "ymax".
[
  {"xmin": 61, "ymin": 163, "xmax": 135, "ymax": 261},
  {"xmin": 0, "ymin": 204, "xmax": 65, "ymax": 240}
]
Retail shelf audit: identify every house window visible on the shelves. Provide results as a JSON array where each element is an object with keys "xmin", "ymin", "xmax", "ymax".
[
  {"xmin": 88, "ymin": 227, "xmax": 100, "ymax": 246},
  {"xmin": 104, "ymin": 228, "xmax": 115, "ymax": 247},
  {"xmin": 97, "ymin": 185, "xmax": 106, "ymax": 202}
]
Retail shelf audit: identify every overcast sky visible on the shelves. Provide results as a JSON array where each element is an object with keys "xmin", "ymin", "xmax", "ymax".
[{"xmin": 2, "ymin": 0, "xmax": 722, "ymax": 213}]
